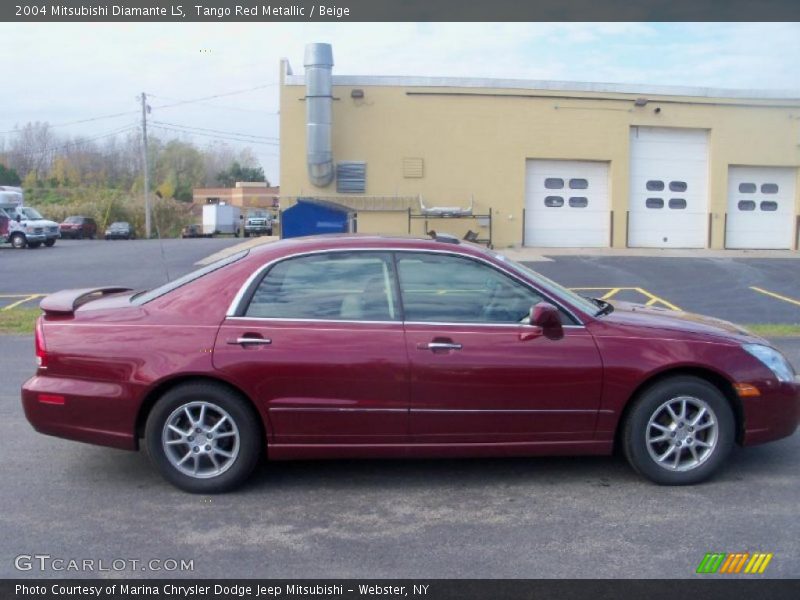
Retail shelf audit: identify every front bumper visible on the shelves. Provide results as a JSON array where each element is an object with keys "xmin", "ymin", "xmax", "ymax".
[
  {"xmin": 24, "ymin": 233, "xmax": 47, "ymax": 243},
  {"xmin": 741, "ymin": 379, "xmax": 800, "ymax": 445}
]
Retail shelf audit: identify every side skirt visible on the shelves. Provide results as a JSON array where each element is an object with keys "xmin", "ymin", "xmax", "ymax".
[{"xmin": 267, "ymin": 440, "xmax": 613, "ymax": 461}]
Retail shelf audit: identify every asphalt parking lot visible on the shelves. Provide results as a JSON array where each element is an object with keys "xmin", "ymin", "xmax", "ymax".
[
  {"xmin": 1, "ymin": 334, "xmax": 798, "ymax": 579},
  {"xmin": 1, "ymin": 239, "xmax": 799, "ymax": 326},
  {"xmin": 1, "ymin": 239, "xmax": 799, "ymax": 578},
  {"xmin": 529, "ymin": 256, "xmax": 800, "ymax": 325}
]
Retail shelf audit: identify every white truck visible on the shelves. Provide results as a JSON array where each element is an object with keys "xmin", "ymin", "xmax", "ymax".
[
  {"xmin": 0, "ymin": 186, "xmax": 61, "ymax": 249},
  {"xmin": 202, "ymin": 203, "xmax": 241, "ymax": 237},
  {"xmin": 243, "ymin": 209, "xmax": 273, "ymax": 237}
]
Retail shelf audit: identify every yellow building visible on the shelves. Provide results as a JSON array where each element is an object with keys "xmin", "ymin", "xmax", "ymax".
[{"xmin": 280, "ymin": 44, "xmax": 800, "ymax": 250}]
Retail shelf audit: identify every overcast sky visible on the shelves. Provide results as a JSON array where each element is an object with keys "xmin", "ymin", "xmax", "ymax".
[{"xmin": 2, "ymin": 22, "xmax": 799, "ymax": 184}]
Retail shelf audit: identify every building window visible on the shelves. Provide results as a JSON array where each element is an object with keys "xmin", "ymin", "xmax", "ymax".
[
  {"xmin": 568, "ymin": 197, "xmax": 589, "ymax": 208},
  {"xmin": 646, "ymin": 180, "xmax": 664, "ymax": 191},
  {"xmin": 569, "ymin": 178, "xmax": 588, "ymax": 190},
  {"xmin": 738, "ymin": 183, "xmax": 756, "ymax": 193},
  {"xmin": 738, "ymin": 200, "xmax": 756, "ymax": 211},
  {"xmin": 336, "ymin": 161, "xmax": 366, "ymax": 193},
  {"xmin": 761, "ymin": 183, "xmax": 779, "ymax": 194},
  {"xmin": 669, "ymin": 198, "xmax": 687, "ymax": 209},
  {"xmin": 669, "ymin": 181, "xmax": 687, "ymax": 192},
  {"xmin": 544, "ymin": 196, "xmax": 564, "ymax": 207},
  {"xmin": 544, "ymin": 178, "xmax": 564, "ymax": 189},
  {"xmin": 646, "ymin": 198, "xmax": 664, "ymax": 209},
  {"xmin": 760, "ymin": 201, "xmax": 778, "ymax": 212}
]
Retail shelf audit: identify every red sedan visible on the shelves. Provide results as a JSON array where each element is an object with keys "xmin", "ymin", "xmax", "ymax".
[{"xmin": 22, "ymin": 235, "xmax": 799, "ymax": 493}]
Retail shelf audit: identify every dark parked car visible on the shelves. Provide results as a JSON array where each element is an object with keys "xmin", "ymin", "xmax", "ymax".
[
  {"xmin": 22, "ymin": 235, "xmax": 799, "ymax": 493},
  {"xmin": 105, "ymin": 221, "xmax": 134, "ymax": 240},
  {"xmin": 181, "ymin": 224, "xmax": 204, "ymax": 238},
  {"xmin": 59, "ymin": 216, "xmax": 97, "ymax": 239}
]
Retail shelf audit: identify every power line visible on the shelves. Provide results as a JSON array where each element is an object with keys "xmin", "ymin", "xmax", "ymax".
[
  {"xmin": 14, "ymin": 124, "xmax": 139, "ymax": 158},
  {"xmin": 1, "ymin": 82, "xmax": 278, "ymax": 135},
  {"xmin": 146, "ymin": 94, "xmax": 278, "ymax": 115},
  {"xmin": 149, "ymin": 124, "xmax": 280, "ymax": 154},
  {"xmin": 151, "ymin": 120, "xmax": 279, "ymax": 142},
  {"xmin": 0, "ymin": 111, "xmax": 139, "ymax": 135},
  {"xmin": 148, "ymin": 83, "xmax": 278, "ymax": 110}
]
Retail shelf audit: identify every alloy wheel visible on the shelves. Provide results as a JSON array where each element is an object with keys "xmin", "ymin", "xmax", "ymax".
[
  {"xmin": 161, "ymin": 401, "xmax": 240, "ymax": 479},
  {"xmin": 645, "ymin": 395, "xmax": 718, "ymax": 472}
]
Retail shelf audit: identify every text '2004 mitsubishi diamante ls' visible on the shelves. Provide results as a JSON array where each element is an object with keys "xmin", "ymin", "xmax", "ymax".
[{"xmin": 22, "ymin": 234, "xmax": 800, "ymax": 492}]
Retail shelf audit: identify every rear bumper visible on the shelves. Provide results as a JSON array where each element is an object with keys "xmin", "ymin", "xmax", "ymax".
[
  {"xmin": 741, "ymin": 380, "xmax": 800, "ymax": 446},
  {"xmin": 22, "ymin": 375, "xmax": 139, "ymax": 451}
]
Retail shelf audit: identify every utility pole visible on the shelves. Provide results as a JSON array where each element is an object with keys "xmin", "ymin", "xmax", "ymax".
[{"xmin": 140, "ymin": 92, "xmax": 151, "ymax": 239}]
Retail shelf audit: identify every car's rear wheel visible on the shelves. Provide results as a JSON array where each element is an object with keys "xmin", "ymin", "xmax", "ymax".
[
  {"xmin": 622, "ymin": 376, "xmax": 735, "ymax": 485},
  {"xmin": 145, "ymin": 382, "xmax": 263, "ymax": 493}
]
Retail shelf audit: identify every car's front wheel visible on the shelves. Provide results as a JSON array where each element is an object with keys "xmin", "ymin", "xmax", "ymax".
[
  {"xmin": 44, "ymin": 239, "xmax": 55, "ymax": 247},
  {"xmin": 622, "ymin": 375, "xmax": 735, "ymax": 485},
  {"xmin": 145, "ymin": 382, "xmax": 263, "ymax": 493}
]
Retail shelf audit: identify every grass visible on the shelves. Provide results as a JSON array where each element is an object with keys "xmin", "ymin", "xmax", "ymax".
[
  {"xmin": 745, "ymin": 324, "xmax": 800, "ymax": 337},
  {"xmin": 0, "ymin": 307, "xmax": 40, "ymax": 335}
]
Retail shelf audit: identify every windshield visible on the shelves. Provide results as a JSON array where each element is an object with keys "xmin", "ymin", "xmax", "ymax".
[
  {"xmin": 65, "ymin": 216, "xmax": 82, "ymax": 223},
  {"xmin": 21, "ymin": 207, "xmax": 44, "ymax": 220},
  {"xmin": 110, "ymin": 222, "xmax": 129, "ymax": 228},
  {"xmin": 131, "ymin": 249, "xmax": 249, "ymax": 305},
  {"xmin": 491, "ymin": 251, "xmax": 599, "ymax": 316}
]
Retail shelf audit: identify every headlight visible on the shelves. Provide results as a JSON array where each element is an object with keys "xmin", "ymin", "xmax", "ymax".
[{"xmin": 743, "ymin": 344, "xmax": 796, "ymax": 383}]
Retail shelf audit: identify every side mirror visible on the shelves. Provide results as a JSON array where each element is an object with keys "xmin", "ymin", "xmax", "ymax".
[
  {"xmin": 521, "ymin": 302, "xmax": 564, "ymax": 341},
  {"xmin": 15, "ymin": 215, "xmax": 21, "ymax": 222}
]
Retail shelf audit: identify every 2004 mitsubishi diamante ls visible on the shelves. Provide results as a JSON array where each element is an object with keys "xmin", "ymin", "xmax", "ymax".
[{"xmin": 22, "ymin": 235, "xmax": 800, "ymax": 492}]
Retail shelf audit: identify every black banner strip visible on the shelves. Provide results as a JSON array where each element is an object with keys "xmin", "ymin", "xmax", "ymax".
[
  {"xmin": 3, "ymin": 0, "xmax": 800, "ymax": 22},
  {"xmin": 3, "ymin": 580, "xmax": 800, "ymax": 600}
]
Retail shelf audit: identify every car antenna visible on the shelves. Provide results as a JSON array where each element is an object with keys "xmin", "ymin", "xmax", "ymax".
[{"xmin": 153, "ymin": 191, "xmax": 171, "ymax": 282}]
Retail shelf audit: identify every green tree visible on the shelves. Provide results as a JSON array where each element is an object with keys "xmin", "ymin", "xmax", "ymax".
[
  {"xmin": 153, "ymin": 140, "xmax": 205, "ymax": 202},
  {"xmin": 216, "ymin": 161, "xmax": 268, "ymax": 187},
  {"xmin": 0, "ymin": 163, "xmax": 21, "ymax": 185}
]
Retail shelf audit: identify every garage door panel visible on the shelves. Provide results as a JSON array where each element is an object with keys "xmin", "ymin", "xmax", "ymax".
[
  {"xmin": 726, "ymin": 166, "xmax": 796, "ymax": 249},
  {"xmin": 629, "ymin": 127, "xmax": 709, "ymax": 248},
  {"xmin": 525, "ymin": 160, "xmax": 609, "ymax": 248}
]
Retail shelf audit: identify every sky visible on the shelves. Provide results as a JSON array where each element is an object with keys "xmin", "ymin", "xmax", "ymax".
[{"xmin": 2, "ymin": 22, "xmax": 799, "ymax": 184}]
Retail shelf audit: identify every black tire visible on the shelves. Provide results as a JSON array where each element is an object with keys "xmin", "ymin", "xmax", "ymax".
[
  {"xmin": 622, "ymin": 375, "xmax": 735, "ymax": 485},
  {"xmin": 44, "ymin": 239, "xmax": 56, "ymax": 247},
  {"xmin": 27, "ymin": 241, "xmax": 41, "ymax": 249},
  {"xmin": 76, "ymin": 231, "xmax": 83, "ymax": 240},
  {"xmin": 105, "ymin": 236, "xmax": 110, "ymax": 240},
  {"xmin": 10, "ymin": 233, "xmax": 26, "ymax": 249},
  {"xmin": 144, "ymin": 381, "xmax": 263, "ymax": 493}
]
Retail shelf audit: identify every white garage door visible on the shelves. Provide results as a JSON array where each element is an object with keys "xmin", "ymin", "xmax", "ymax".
[
  {"xmin": 629, "ymin": 127, "xmax": 709, "ymax": 248},
  {"xmin": 524, "ymin": 160, "xmax": 609, "ymax": 247},
  {"xmin": 726, "ymin": 166, "xmax": 796, "ymax": 249}
]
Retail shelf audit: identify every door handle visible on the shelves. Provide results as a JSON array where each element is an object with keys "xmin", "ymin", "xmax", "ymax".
[
  {"xmin": 419, "ymin": 342, "xmax": 462, "ymax": 351},
  {"xmin": 227, "ymin": 337, "xmax": 272, "ymax": 346}
]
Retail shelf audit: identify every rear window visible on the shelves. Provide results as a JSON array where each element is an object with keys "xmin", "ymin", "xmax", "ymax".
[{"xmin": 131, "ymin": 250, "xmax": 249, "ymax": 305}]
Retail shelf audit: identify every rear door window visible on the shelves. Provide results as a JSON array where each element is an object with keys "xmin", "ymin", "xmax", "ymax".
[{"xmin": 245, "ymin": 252, "xmax": 399, "ymax": 321}]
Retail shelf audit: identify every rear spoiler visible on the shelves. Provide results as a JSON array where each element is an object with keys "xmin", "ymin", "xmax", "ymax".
[{"xmin": 40, "ymin": 287, "xmax": 133, "ymax": 315}]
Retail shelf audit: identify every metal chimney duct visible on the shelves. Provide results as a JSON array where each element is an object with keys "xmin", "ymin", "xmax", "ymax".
[{"xmin": 304, "ymin": 43, "xmax": 334, "ymax": 187}]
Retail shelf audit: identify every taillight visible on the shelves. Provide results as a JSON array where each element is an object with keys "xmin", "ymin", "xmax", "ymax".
[{"xmin": 35, "ymin": 317, "xmax": 48, "ymax": 369}]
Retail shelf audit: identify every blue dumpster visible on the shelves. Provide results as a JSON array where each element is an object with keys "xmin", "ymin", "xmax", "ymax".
[{"xmin": 281, "ymin": 198, "xmax": 356, "ymax": 239}]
